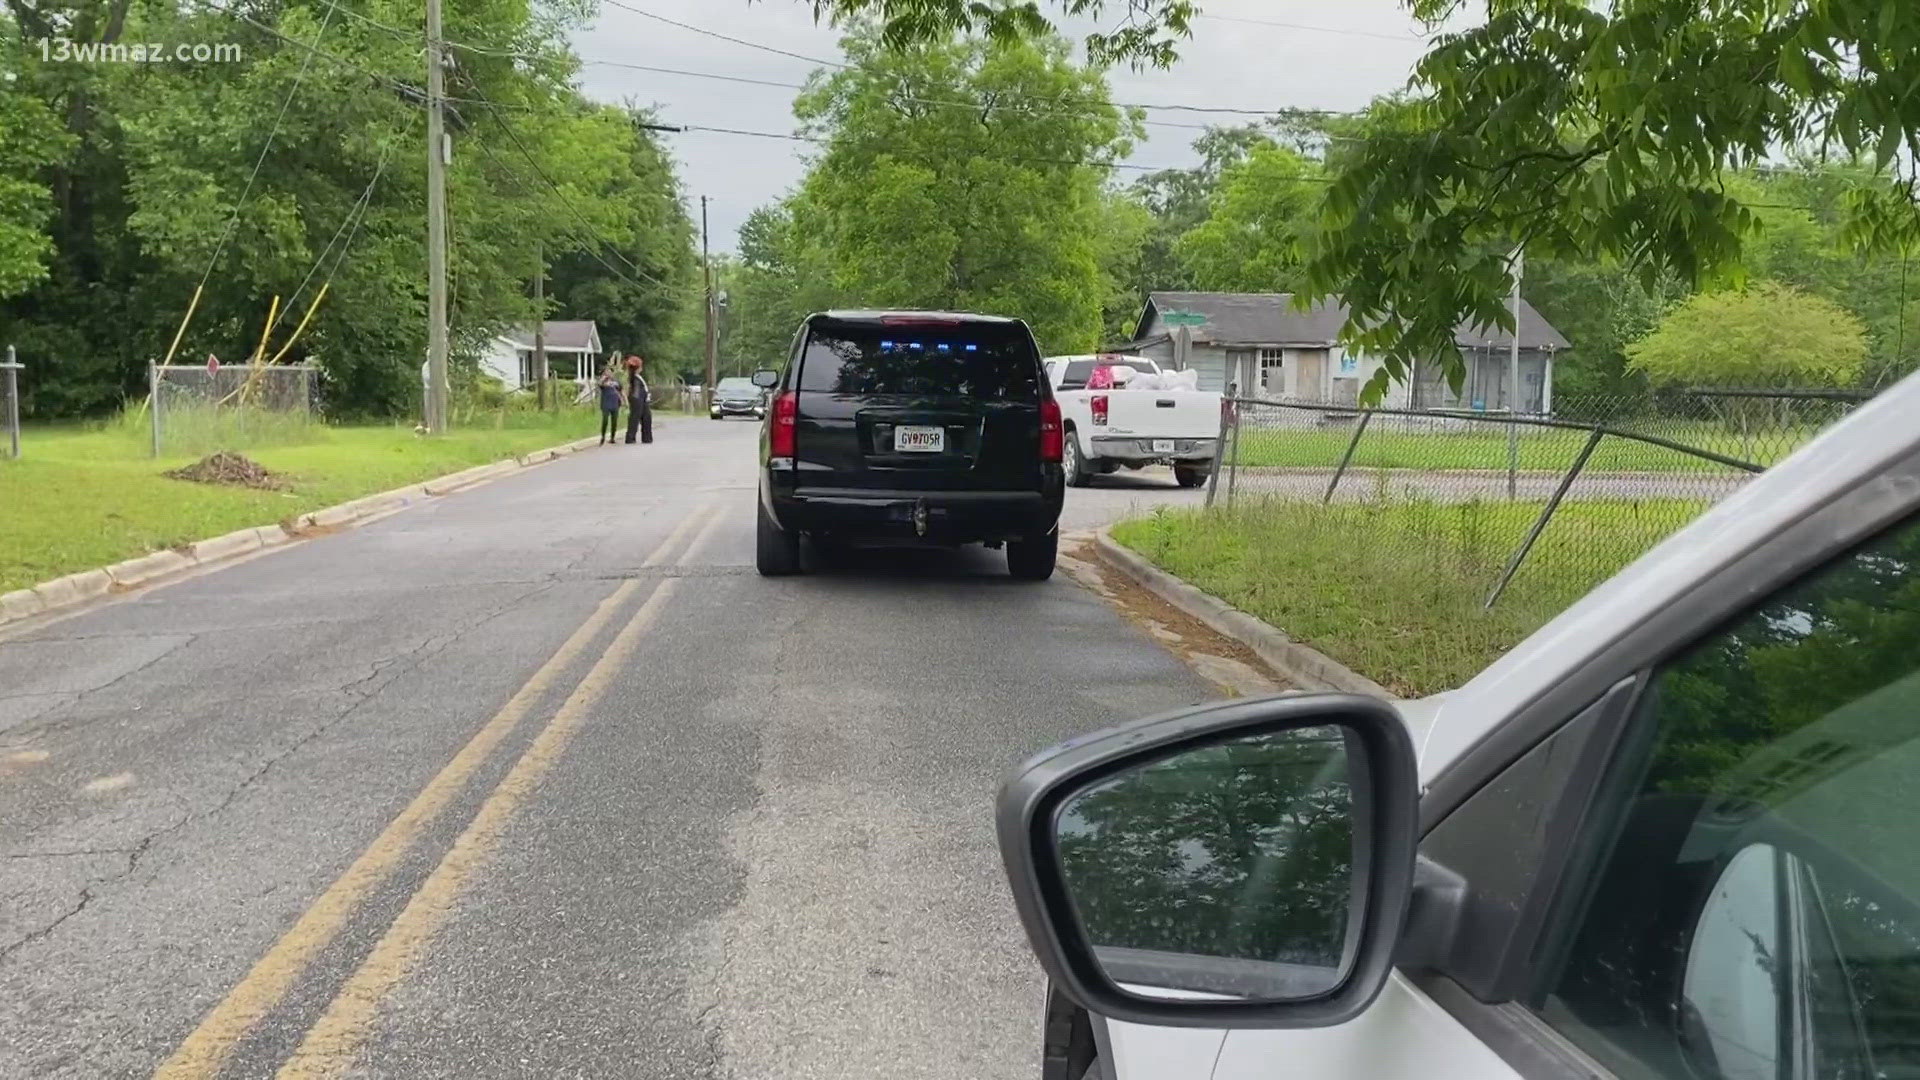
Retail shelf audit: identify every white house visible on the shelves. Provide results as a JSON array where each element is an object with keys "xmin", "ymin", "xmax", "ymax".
[
  {"xmin": 1124, "ymin": 292, "xmax": 1569, "ymax": 412},
  {"xmin": 479, "ymin": 321, "xmax": 605, "ymax": 389}
]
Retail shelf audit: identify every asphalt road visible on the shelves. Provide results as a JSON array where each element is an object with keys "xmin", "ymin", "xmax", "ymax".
[{"xmin": 0, "ymin": 417, "xmax": 1218, "ymax": 1079}]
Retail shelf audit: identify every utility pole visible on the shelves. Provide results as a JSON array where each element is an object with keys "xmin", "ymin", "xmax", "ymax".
[
  {"xmin": 701, "ymin": 195, "xmax": 716, "ymax": 411},
  {"xmin": 423, "ymin": 0, "xmax": 450, "ymax": 433},
  {"xmin": 533, "ymin": 241, "xmax": 548, "ymax": 409},
  {"xmin": 1507, "ymin": 245, "xmax": 1524, "ymax": 500}
]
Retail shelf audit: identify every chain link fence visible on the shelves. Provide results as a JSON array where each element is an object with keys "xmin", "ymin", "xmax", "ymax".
[
  {"xmin": 1208, "ymin": 386, "xmax": 1867, "ymax": 614},
  {"xmin": 148, "ymin": 363, "xmax": 318, "ymax": 457}
]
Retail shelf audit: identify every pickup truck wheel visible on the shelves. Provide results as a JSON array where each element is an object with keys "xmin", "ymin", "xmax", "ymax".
[
  {"xmin": 1174, "ymin": 464, "xmax": 1208, "ymax": 488},
  {"xmin": 756, "ymin": 500, "xmax": 802, "ymax": 576},
  {"xmin": 1062, "ymin": 434, "xmax": 1092, "ymax": 488},
  {"xmin": 1006, "ymin": 530, "xmax": 1058, "ymax": 581}
]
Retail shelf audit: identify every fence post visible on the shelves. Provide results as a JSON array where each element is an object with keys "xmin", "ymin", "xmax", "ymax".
[
  {"xmin": 1484, "ymin": 426, "xmax": 1605, "ymax": 610},
  {"xmin": 1224, "ymin": 405, "xmax": 1242, "ymax": 507},
  {"xmin": 149, "ymin": 361, "xmax": 162, "ymax": 458},
  {"xmin": 1204, "ymin": 395, "xmax": 1231, "ymax": 508},
  {"xmin": 2, "ymin": 345, "xmax": 20, "ymax": 460},
  {"xmin": 1323, "ymin": 409, "xmax": 1372, "ymax": 503},
  {"xmin": 1, "ymin": 342, "xmax": 18, "ymax": 455}
]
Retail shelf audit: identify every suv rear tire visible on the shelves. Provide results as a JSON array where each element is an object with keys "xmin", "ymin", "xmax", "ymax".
[
  {"xmin": 1174, "ymin": 464, "xmax": 1208, "ymax": 488},
  {"xmin": 1007, "ymin": 530, "xmax": 1058, "ymax": 580},
  {"xmin": 756, "ymin": 500, "xmax": 802, "ymax": 576}
]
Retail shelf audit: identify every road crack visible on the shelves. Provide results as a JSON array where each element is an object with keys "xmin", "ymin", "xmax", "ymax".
[{"xmin": 0, "ymin": 582, "xmax": 556, "ymax": 960}]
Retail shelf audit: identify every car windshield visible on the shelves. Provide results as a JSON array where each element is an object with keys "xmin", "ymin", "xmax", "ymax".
[{"xmin": 716, "ymin": 380, "xmax": 758, "ymax": 395}]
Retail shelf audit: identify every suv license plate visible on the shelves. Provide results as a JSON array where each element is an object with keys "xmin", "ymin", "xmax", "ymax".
[
  {"xmin": 1151, "ymin": 439, "xmax": 1175, "ymax": 453},
  {"xmin": 895, "ymin": 426, "xmax": 946, "ymax": 453}
]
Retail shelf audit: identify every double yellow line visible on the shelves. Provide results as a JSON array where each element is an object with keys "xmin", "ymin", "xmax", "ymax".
[{"xmin": 157, "ymin": 502, "xmax": 723, "ymax": 1079}]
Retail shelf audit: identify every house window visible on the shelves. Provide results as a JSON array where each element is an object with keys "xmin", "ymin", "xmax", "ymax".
[{"xmin": 1258, "ymin": 348, "xmax": 1286, "ymax": 397}]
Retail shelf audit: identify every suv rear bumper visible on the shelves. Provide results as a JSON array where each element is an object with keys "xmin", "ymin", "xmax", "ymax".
[{"xmin": 763, "ymin": 478, "xmax": 1063, "ymax": 543}]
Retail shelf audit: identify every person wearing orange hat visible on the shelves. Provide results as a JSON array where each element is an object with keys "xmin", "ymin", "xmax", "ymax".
[{"xmin": 622, "ymin": 355, "xmax": 652, "ymax": 444}]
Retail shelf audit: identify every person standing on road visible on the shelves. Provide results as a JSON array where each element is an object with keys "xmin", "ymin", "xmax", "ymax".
[
  {"xmin": 624, "ymin": 355, "xmax": 653, "ymax": 445},
  {"xmin": 597, "ymin": 370, "xmax": 625, "ymax": 445}
]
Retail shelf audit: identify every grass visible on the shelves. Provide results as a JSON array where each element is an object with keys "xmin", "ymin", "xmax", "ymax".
[
  {"xmin": 0, "ymin": 405, "xmax": 608, "ymax": 594},
  {"xmin": 1112, "ymin": 496, "xmax": 1706, "ymax": 697},
  {"xmin": 107, "ymin": 398, "xmax": 322, "ymax": 458},
  {"xmin": 1231, "ymin": 421, "xmax": 1818, "ymax": 475}
]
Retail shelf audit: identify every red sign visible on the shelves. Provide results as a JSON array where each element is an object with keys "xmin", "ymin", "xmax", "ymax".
[{"xmin": 207, "ymin": 353, "xmax": 220, "ymax": 374}]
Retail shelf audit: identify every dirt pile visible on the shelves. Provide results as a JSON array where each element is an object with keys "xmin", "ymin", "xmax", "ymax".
[{"xmin": 164, "ymin": 452, "xmax": 288, "ymax": 490}]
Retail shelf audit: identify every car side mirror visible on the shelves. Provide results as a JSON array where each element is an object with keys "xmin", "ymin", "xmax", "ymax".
[
  {"xmin": 751, "ymin": 369, "xmax": 780, "ymax": 389},
  {"xmin": 997, "ymin": 693, "xmax": 1418, "ymax": 1029}
]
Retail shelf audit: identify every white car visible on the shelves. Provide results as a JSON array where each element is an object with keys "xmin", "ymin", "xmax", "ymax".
[
  {"xmin": 1000, "ymin": 368, "xmax": 1920, "ymax": 1080},
  {"xmin": 1044, "ymin": 355, "xmax": 1223, "ymax": 489}
]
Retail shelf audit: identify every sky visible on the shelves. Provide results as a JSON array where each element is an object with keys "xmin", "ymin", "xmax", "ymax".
[{"xmin": 571, "ymin": 1, "xmax": 1455, "ymax": 253}]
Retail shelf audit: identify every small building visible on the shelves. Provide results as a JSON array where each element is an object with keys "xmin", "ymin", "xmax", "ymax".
[
  {"xmin": 1126, "ymin": 291, "xmax": 1569, "ymax": 412},
  {"xmin": 479, "ymin": 321, "xmax": 605, "ymax": 389}
]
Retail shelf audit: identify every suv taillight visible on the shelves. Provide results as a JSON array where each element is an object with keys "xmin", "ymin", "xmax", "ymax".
[
  {"xmin": 1091, "ymin": 394, "xmax": 1109, "ymax": 427},
  {"xmin": 770, "ymin": 391, "xmax": 798, "ymax": 456},
  {"xmin": 1039, "ymin": 398, "xmax": 1063, "ymax": 463}
]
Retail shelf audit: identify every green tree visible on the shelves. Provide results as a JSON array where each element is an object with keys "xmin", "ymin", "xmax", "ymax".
[
  {"xmin": 1301, "ymin": 0, "xmax": 1920, "ymax": 401},
  {"xmin": 1723, "ymin": 163, "xmax": 1920, "ymax": 386},
  {"xmin": 0, "ymin": 0, "xmax": 698, "ymax": 419},
  {"xmin": 1127, "ymin": 124, "xmax": 1275, "ymax": 293},
  {"xmin": 1626, "ymin": 281, "xmax": 1869, "ymax": 388},
  {"xmin": 807, "ymin": 0, "xmax": 1195, "ymax": 66},
  {"xmin": 1090, "ymin": 188, "xmax": 1152, "ymax": 343},
  {"xmin": 1525, "ymin": 257, "xmax": 1686, "ymax": 399},
  {"xmin": 775, "ymin": 25, "xmax": 1141, "ymax": 353},
  {"xmin": 0, "ymin": 73, "xmax": 69, "ymax": 298},
  {"xmin": 1175, "ymin": 143, "xmax": 1322, "ymax": 293}
]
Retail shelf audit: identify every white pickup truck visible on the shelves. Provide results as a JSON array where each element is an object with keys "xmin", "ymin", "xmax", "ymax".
[{"xmin": 1043, "ymin": 354, "xmax": 1223, "ymax": 488}]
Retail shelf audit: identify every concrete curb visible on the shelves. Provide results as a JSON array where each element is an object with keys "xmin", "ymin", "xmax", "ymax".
[
  {"xmin": 105, "ymin": 551, "xmax": 194, "ymax": 589},
  {"xmin": 1, "ymin": 434, "xmax": 604, "ymax": 633},
  {"xmin": 1093, "ymin": 528, "xmax": 1398, "ymax": 700}
]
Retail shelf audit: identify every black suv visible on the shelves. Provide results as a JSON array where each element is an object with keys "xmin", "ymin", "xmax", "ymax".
[{"xmin": 752, "ymin": 311, "xmax": 1066, "ymax": 579}]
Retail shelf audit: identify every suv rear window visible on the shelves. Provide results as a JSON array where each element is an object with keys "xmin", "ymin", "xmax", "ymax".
[{"xmin": 797, "ymin": 323, "xmax": 1042, "ymax": 401}]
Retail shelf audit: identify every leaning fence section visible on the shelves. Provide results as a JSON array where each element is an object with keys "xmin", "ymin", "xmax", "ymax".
[
  {"xmin": 1207, "ymin": 386, "xmax": 1865, "ymax": 614},
  {"xmin": 148, "ymin": 363, "xmax": 318, "ymax": 457}
]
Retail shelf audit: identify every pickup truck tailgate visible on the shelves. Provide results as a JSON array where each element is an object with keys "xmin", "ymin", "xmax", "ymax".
[{"xmin": 1098, "ymin": 390, "xmax": 1223, "ymax": 438}]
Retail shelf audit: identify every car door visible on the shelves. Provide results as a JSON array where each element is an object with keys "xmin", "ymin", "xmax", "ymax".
[{"xmin": 1210, "ymin": 483, "xmax": 1920, "ymax": 1077}]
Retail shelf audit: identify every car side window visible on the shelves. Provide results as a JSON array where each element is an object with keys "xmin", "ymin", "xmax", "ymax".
[{"xmin": 1532, "ymin": 514, "xmax": 1920, "ymax": 1080}]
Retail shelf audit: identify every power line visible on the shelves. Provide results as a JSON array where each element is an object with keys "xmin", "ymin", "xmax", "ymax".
[
  {"xmin": 598, "ymin": 0, "xmax": 844, "ymax": 70},
  {"xmin": 194, "ymin": 0, "xmax": 422, "ymax": 97},
  {"xmin": 196, "ymin": 0, "xmax": 556, "ymax": 114},
  {"xmin": 311, "ymin": 0, "xmax": 1225, "ymax": 135},
  {"xmin": 673, "ymin": 122, "xmax": 1335, "ymax": 181},
  {"xmin": 472, "ymin": 90, "xmax": 674, "ymax": 288},
  {"xmin": 1193, "ymin": 12, "xmax": 1430, "ymax": 43},
  {"xmin": 594, "ymin": 0, "xmax": 1354, "ymax": 120},
  {"xmin": 191, "ymin": 0, "xmax": 339, "ymax": 294},
  {"xmin": 272, "ymin": 138, "xmax": 398, "ymax": 334},
  {"xmin": 462, "ymin": 90, "xmax": 698, "ymax": 298},
  {"xmin": 578, "ymin": 56, "xmax": 1220, "ymax": 133},
  {"xmin": 471, "ymin": 135, "xmax": 700, "ymax": 300}
]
